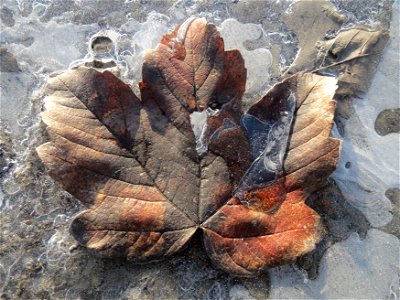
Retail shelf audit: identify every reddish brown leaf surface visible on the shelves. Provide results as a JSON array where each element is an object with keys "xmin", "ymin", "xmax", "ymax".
[{"xmin": 37, "ymin": 18, "xmax": 340, "ymax": 276}]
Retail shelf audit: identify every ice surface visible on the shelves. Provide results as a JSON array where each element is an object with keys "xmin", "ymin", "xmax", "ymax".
[
  {"xmin": 269, "ymin": 229, "xmax": 399, "ymax": 299},
  {"xmin": 0, "ymin": 0, "xmax": 398, "ymax": 299},
  {"xmin": 190, "ymin": 108, "xmax": 221, "ymax": 156},
  {"xmin": 229, "ymin": 284, "xmax": 257, "ymax": 300},
  {"xmin": 220, "ymin": 19, "xmax": 273, "ymax": 106},
  {"xmin": 331, "ymin": 4, "xmax": 400, "ymax": 228},
  {"xmin": 190, "ymin": 110, "xmax": 209, "ymax": 155},
  {"xmin": 0, "ymin": 11, "xmax": 99, "ymax": 140},
  {"xmin": 0, "ymin": 73, "xmax": 36, "ymax": 135},
  {"xmin": 116, "ymin": 12, "xmax": 170, "ymax": 90}
]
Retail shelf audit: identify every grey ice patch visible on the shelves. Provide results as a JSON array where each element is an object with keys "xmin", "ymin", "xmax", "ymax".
[
  {"xmin": 220, "ymin": 19, "xmax": 272, "ymax": 107},
  {"xmin": 0, "ymin": 6, "xmax": 15, "ymax": 27},
  {"xmin": 269, "ymin": 229, "xmax": 400, "ymax": 299},
  {"xmin": 0, "ymin": 47, "xmax": 20, "ymax": 72},
  {"xmin": 374, "ymin": 108, "xmax": 400, "ymax": 136}
]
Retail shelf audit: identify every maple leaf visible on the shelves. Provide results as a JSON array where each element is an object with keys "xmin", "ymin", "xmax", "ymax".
[{"xmin": 36, "ymin": 17, "xmax": 341, "ymax": 277}]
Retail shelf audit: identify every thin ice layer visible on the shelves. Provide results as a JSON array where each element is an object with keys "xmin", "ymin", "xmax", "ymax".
[{"xmin": 238, "ymin": 92, "xmax": 296, "ymax": 192}]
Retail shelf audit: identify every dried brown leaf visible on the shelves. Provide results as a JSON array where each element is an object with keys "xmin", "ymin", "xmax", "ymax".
[
  {"xmin": 37, "ymin": 18, "xmax": 340, "ymax": 276},
  {"xmin": 316, "ymin": 26, "xmax": 390, "ymax": 97}
]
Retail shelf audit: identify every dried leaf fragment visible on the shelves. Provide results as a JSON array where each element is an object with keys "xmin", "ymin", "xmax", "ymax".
[{"xmin": 316, "ymin": 26, "xmax": 390, "ymax": 97}]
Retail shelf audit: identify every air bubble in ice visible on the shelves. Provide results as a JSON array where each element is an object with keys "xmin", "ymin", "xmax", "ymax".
[
  {"xmin": 206, "ymin": 281, "xmax": 226, "ymax": 300},
  {"xmin": 90, "ymin": 36, "xmax": 113, "ymax": 55},
  {"xmin": 41, "ymin": 230, "xmax": 70, "ymax": 267}
]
